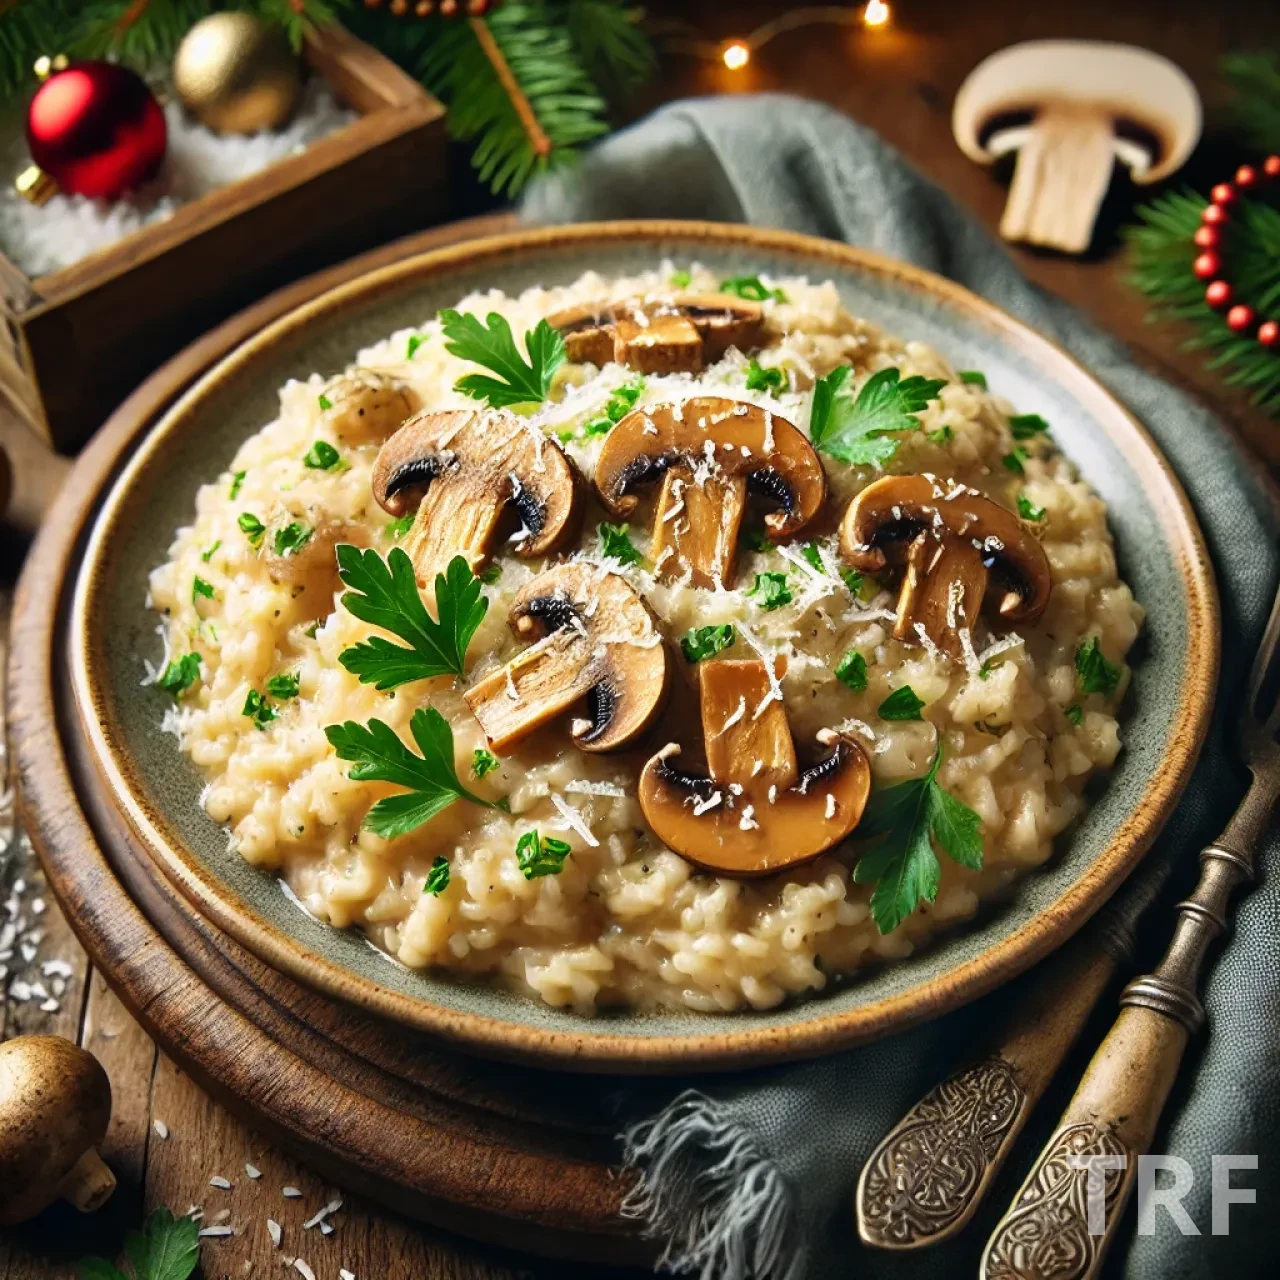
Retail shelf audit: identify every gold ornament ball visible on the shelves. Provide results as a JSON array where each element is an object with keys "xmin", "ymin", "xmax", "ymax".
[{"xmin": 172, "ymin": 12, "xmax": 302, "ymax": 135}]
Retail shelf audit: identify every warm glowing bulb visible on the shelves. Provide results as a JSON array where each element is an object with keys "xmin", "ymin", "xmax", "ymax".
[
  {"xmin": 864, "ymin": 0, "xmax": 891, "ymax": 27},
  {"xmin": 722, "ymin": 41, "xmax": 750, "ymax": 71}
]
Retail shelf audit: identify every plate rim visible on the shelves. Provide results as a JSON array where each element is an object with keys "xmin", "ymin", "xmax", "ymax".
[{"xmin": 69, "ymin": 219, "xmax": 1221, "ymax": 1071}]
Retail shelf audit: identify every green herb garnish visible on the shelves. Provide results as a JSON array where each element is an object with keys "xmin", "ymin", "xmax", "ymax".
[
  {"xmin": 720, "ymin": 275, "xmax": 787, "ymax": 303},
  {"xmin": 800, "ymin": 542, "xmax": 825, "ymax": 572},
  {"xmin": 809, "ymin": 366, "xmax": 946, "ymax": 467},
  {"xmin": 385, "ymin": 513, "xmax": 416, "ymax": 540},
  {"xmin": 229, "ymin": 470, "xmax": 246, "ymax": 499},
  {"xmin": 749, "ymin": 571, "xmax": 792, "ymax": 611},
  {"xmin": 1017, "ymin": 495, "xmax": 1046, "ymax": 521},
  {"xmin": 439, "ymin": 309, "xmax": 565, "ymax": 408},
  {"xmin": 669, "ymin": 269, "xmax": 692, "ymax": 288},
  {"xmin": 192, "ymin": 576, "xmax": 215, "ymax": 604},
  {"xmin": 1065, "ymin": 704, "xmax": 1083, "ymax": 725},
  {"xmin": 958, "ymin": 370, "xmax": 988, "ymax": 389},
  {"xmin": 1075, "ymin": 637, "xmax": 1121, "ymax": 696},
  {"xmin": 242, "ymin": 689, "xmax": 277, "ymax": 730},
  {"xmin": 854, "ymin": 744, "xmax": 983, "ymax": 934},
  {"xmin": 424, "ymin": 856, "xmax": 450, "ymax": 896},
  {"xmin": 478, "ymin": 563, "xmax": 502, "ymax": 584},
  {"xmin": 1002, "ymin": 448, "xmax": 1028, "ymax": 475},
  {"xmin": 878, "ymin": 685, "xmax": 925, "ymax": 721},
  {"xmin": 746, "ymin": 359, "xmax": 785, "ymax": 392},
  {"xmin": 681, "ymin": 624, "xmax": 736, "ymax": 663},
  {"xmin": 303, "ymin": 440, "xmax": 343, "ymax": 471},
  {"xmin": 928, "ymin": 425, "xmax": 954, "ymax": 445},
  {"xmin": 272, "ymin": 521, "xmax": 312, "ymax": 557},
  {"xmin": 76, "ymin": 1206, "xmax": 199, "ymax": 1280},
  {"xmin": 978, "ymin": 659, "xmax": 999, "ymax": 680},
  {"xmin": 266, "ymin": 672, "xmax": 300, "ymax": 699},
  {"xmin": 238, "ymin": 512, "xmax": 266, "ymax": 546},
  {"xmin": 326, "ymin": 708, "xmax": 498, "ymax": 839},
  {"xmin": 336, "ymin": 547, "xmax": 488, "ymax": 690},
  {"xmin": 158, "ymin": 653, "xmax": 201, "ymax": 699},
  {"xmin": 598, "ymin": 522, "xmax": 644, "ymax": 566},
  {"xmin": 318, "ymin": 393, "xmax": 333, "ymax": 411},
  {"xmin": 200, "ymin": 541, "xmax": 221, "ymax": 562},
  {"xmin": 745, "ymin": 529, "xmax": 774, "ymax": 553},
  {"xmin": 516, "ymin": 830, "xmax": 572, "ymax": 879},
  {"xmin": 1010, "ymin": 413, "xmax": 1050, "ymax": 440},
  {"xmin": 407, "ymin": 333, "xmax": 425, "ymax": 360},
  {"xmin": 472, "ymin": 748, "xmax": 500, "ymax": 779},
  {"xmin": 841, "ymin": 567, "xmax": 865, "ymax": 596},
  {"xmin": 835, "ymin": 650, "xmax": 868, "ymax": 691},
  {"xmin": 576, "ymin": 376, "xmax": 646, "ymax": 439}
]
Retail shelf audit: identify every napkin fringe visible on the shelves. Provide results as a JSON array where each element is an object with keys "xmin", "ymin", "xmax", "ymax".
[{"xmin": 621, "ymin": 1090, "xmax": 803, "ymax": 1280}]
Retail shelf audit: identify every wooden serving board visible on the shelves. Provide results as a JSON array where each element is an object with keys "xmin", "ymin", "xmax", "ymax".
[{"xmin": 7, "ymin": 216, "xmax": 649, "ymax": 1267}]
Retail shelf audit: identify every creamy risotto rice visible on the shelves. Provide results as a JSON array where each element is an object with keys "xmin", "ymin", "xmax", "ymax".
[{"xmin": 147, "ymin": 264, "xmax": 1142, "ymax": 1014}]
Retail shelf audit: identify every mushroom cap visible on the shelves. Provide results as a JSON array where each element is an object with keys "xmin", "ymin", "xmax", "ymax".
[
  {"xmin": 839, "ymin": 474, "xmax": 1051, "ymax": 625},
  {"xmin": 952, "ymin": 40, "xmax": 1201, "ymax": 184},
  {"xmin": 595, "ymin": 397, "xmax": 827, "ymax": 535},
  {"xmin": 463, "ymin": 562, "xmax": 670, "ymax": 754},
  {"xmin": 320, "ymin": 370, "xmax": 421, "ymax": 446},
  {"xmin": 0, "ymin": 1036, "xmax": 112, "ymax": 1226}
]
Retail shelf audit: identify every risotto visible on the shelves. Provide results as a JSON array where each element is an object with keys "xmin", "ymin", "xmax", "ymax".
[{"xmin": 146, "ymin": 265, "xmax": 1142, "ymax": 1014}]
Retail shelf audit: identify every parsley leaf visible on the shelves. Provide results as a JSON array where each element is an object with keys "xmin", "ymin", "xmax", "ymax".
[
  {"xmin": 854, "ymin": 744, "xmax": 983, "ymax": 933},
  {"xmin": 978, "ymin": 658, "xmax": 999, "ymax": 680},
  {"xmin": 800, "ymin": 541, "xmax": 825, "ymax": 572},
  {"xmin": 472, "ymin": 748, "xmax": 500, "ymax": 779},
  {"xmin": 238, "ymin": 512, "xmax": 265, "ymax": 546},
  {"xmin": 1010, "ymin": 413, "xmax": 1050, "ymax": 440},
  {"xmin": 878, "ymin": 685, "xmax": 925, "ymax": 720},
  {"xmin": 326, "ymin": 708, "xmax": 496, "ymax": 839},
  {"xmin": 77, "ymin": 1207, "xmax": 200, "ymax": 1280},
  {"xmin": 598, "ymin": 522, "xmax": 644, "ymax": 566},
  {"xmin": 200, "ymin": 541, "xmax": 220, "ymax": 562},
  {"xmin": 1017, "ymin": 495, "xmax": 1046, "ymax": 521},
  {"xmin": 318, "ymin": 392, "xmax": 333, "ymax": 411},
  {"xmin": 809, "ymin": 366, "xmax": 946, "ymax": 467},
  {"xmin": 841, "ymin": 567, "xmax": 865, "ymax": 597},
  {"xmin": 958, "ymin": 370, "xmax": 988, "ymax": 389},
  {"xmin": 158, "ymin": 653, "xmax": 201, "ymax": 698},
  {"xmin": 1065, "ymin": 703, "xmax": 1083, "ymax": 725},
  {"xmin": 720, "ymin": 275, "xmax": 787, "ymax": 303},
  {"xmin": 243, "ymin": 689, "xmax": 277, "ymax": 730},
  {"xmin": 516, "ymin": 830, "xmax": 572, "ymax": 879},
  {"xmin": 192, "ymin": 576, "xmax": 215, "ymax": 604},
  {"xmin": 273, "ymin": 521, "xmax": 312, "ymax": 556},
  {"xmin": 266, "ymin": 671, "xmax": 300, "ymax": 699},
  {"xmin": 407, "ymin": 333, "xmax": 425, "ymax": 360},
  {"xmin": 1075, "ymin": 637, "xmax": 1121, "ymax": 696},
  {"xmin": 682, "ymin": 624, "xmax": 736, "ymax": 663},
  {"xmin": 746, "ymin": 359, "xmax": 785, "ymax": 392},
  {"xmin": 439, "ymin": 310, "xmax": 565, "ymax": 408},
  {"xmin": 573, "ymin": 376, "xmax": 646, "ymax": 440},
  {"xmin": 836, "ymin": 650, "xmax": 867, "ymax": 691},
  {"xmin": 750, "ymin": 571, "xmax": 792, "ymax": 610},
  {"xmin": 669, "ymin": 269, "xmax": 692, "ymax": 288},
  {"xmin": 303, "ymin": 440, "xmax": 342, "ymax": 470},
  {"xmin": 424, "ymin": 856, "xmax": 450, "ymax": 895},
  {"xmin": 928, "ymin": 425, "xmax": 954, "ymax": 445},
  {"xmin": 385, "ymin": 513, "xmax": 415, "ymax": 540},
  {"xmin": 337, "ymin": 547, "xmax": 488, "ymax": 690},
  {"xmin": 1002, "ymin": 448, "xmax": 1028, "ymax": 475},
  {"xmin": 229, "ymin": 470, "xmax": 246, "ymax": 499}
]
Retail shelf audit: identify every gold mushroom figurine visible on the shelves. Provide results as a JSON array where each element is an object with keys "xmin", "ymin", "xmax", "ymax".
[{"xmin": 0, "ymin": 1035, "xmax": 116, "ymax": 1226}]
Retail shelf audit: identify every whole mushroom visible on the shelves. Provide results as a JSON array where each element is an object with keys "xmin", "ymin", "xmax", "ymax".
[
  {"xmin": 318, "ymin": 369, "xmax": 421, "ymax": 446},
  {"xmin": 0, "ymin": 1035, "xmax": 116, "ymax": 1225},
  {"xmin": 953, "ymin": 41, "xmax": 1201, "ymax": 253}
]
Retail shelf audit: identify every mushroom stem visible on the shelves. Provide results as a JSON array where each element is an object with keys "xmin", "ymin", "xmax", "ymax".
[
  {"xmin": 57, "ymin": 1147, "xmax": 117, "ymax": 1213},
  {"xmin": 999, "ymin": 105, "xmax": 1117, "ymax": 253},
  {"xmin": 652, "ymin": 468, "xmax": 748, "ymax": 588}
]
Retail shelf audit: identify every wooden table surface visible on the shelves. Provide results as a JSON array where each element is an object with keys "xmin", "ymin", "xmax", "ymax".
[{"xmin": 3, "ymin": 2, "xmax": 1278, "ymax": 1276}]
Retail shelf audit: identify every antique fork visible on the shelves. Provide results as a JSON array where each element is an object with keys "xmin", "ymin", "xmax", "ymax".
[{"xmin": 977, "ymin": 583, "xmax": 1280, "ymax": 1279}]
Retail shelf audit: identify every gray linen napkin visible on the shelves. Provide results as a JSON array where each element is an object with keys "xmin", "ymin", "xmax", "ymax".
[{"xmin": 522, "ymin": 96, "xmax": 1280, "ymax": 1279}]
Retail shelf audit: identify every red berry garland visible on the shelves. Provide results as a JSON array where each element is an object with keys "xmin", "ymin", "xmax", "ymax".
[{"xmin": 1198, "ymin": 154, "xmax": 1280, "ymax": 350}]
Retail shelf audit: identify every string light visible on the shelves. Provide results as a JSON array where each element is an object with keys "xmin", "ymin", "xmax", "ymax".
[
  {"xmin": 722, "ymin": 41, "xmax": 750, "ymax": 71},
  {"xmin": 864, "ymin": 0, "xmax": 891, "ymax": 27}
]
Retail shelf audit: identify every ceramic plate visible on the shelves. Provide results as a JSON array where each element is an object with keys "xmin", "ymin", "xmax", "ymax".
[{"xmin": 70, "ymin": 221, "xmax": 1218, "ymax": 1071}]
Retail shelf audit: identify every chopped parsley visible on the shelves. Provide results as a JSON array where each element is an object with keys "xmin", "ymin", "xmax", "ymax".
[
  {"xmin": 809, "ymin": 366, "xmax": 946, "ymax": 467},
  {"xmin": 745, "ymin": 359, "xmax": 785, "ymax": 392},
  {"xmin": 1075, "ymin": 637, "xmax": 1121, "ymax": 697},
  {"xmin": 854, "ymin": 743, "xmax": 983, "ymax": 934},
  {"xmin": 318, "ymin": 392, "xmax": 333, "ymax": 411},
  {"xmin": 229, "ymin": 470, "xmax": 246, "ymax": 499},
  {"xmin": 472, "ymin": 748, "xmax": 500, "ymax": 779},
  {"xmin": 800, "ymin": 542, "xmax": 825, "ymax": 572},
  {"xmin": 1065, "ymin": 704, "xmax": 1083, "ymax": 725},
  {"xmin": 304, "ymin": 621, "xmax": 320, "ymax": 638},
  {"xmin": 238, "ymin": 512, "xmax": 266, "ymax": 546},
  {"xmin": 200, "ymin": 540, "xmax": 221, "ymax": 562},
  {"xmin": 682, "ymin": 624, "xmax": 737, "ymax": 663},
  {"xmin": 745, "ymin": 528, "xmax": 774, "ymax": 553},
  {"xmin": 878, "ymin": 685, "xmax": 925, "ymax": 721},
  {"xmin": 272, "ymin": 522, "xmax": 312, "ymax": 557},
  {"xmin": 749, "ymin": 571, "xmax": 792, "ymax": 611},
  {"xmin": 978, "ymin": 658, "xmax": 999, "ymax": 680},
  {"xmin": 337, "ymin": 547, "xmax": 487, "ymax": 689},
  {"xmin": 572, "ymin": 376, "xmax": 646, "ymax": 440},
  {"xmin": 407, "ymin": 333, "xmax": 425, "ymax": 359},
  {"xmin": 1002, "ymin": 447, "xmax": 1028, "ymax": 475},
  {"xmin": 958, "ymin": 370, "xmax": 988, "ymax": 389},
  {"xmin": 242, "ymin": 689, "xmax": 277, "ymax": 730},
  {"xmin": 384, "ymin": 513, "xmax": 415, "ymax": 540},
  {"xmin": 326, "ymin": 708, "xmax": 500, "ymax": 839},
  {"xmin": 266, "ymin": 671, "xmax": 300, "ymax": 699},
  {"xmin": 598, "ymin": 522, "xmax": 644, "ymax": 566},
  {"xmin": 478, "ymin": 563, "xmax": 502, "ymax": 584},
  {"xmin": 1017, "ymin": 495, "xmax": 1046, "ymax": 521},
  {"xmin": 516, "ymin": 830, "xmax": 572, "ymax": 879},
  {"xmin": 439, "ymin": 309, "xmax": 565, "ymax": 408},
  {"xmin": 158, "ymin": 652, "xmax": 201, "ymax": 698},
  {"xmin": 303, "ymin": 440, "xmax": 343, "ymax": 471},
  {"xmin": 424, "ymin": 856, "xmax": 450, "ymax": 895},
  {"xmin": 928, "ymin": 425, "xmax": 954, "ymax": 445},
  {"xmin": 192, "ymin": 576, "xmax": 215, "ymax": 604},
  {"xmin": 669, "ymin": 269, "xmax": 692, "ymax": 288},
  {"xmin": 842, "ymin": 567, "xmax": 865, "ymax": 597},
  {"xmin": 720, "ymin": 275, "xmax": 787, "ymax": 303},
  {"xmin": 835, "ymin": 650, "xmax": 868, "ymax": 692},
  {"xmin": 1010, "ymin": 413, "xmax": 1050, "ymax": 440}
]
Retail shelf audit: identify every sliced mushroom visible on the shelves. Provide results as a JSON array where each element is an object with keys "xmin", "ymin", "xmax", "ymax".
[
  {"xmin": 265, "ymin": 514, "xmax": 366, "ymax": 613},
  {"xmin": 319, "ymin": 370, "xmax": 421, "ymax": 446},
  {"xmin": 546, "ymin": 293, "xmax": 766, "ymax": 375},
  {"xmin": 638, "ymin": 658, "xmax": 871, "ymax": 877},
  {"xmin": 372, "ymin": 409, "xmax": 581, "ymax": 586},
  {"xmin": 594, "ymin": 397, "xmax": 826, "ymax": 588},
  {"xmin": 839, "ymin": 474, "xmax": 1051, "ymax": 659},
  {"xmin": 463, "ymin": 563, "xmax": 669, "ymax": 754}
]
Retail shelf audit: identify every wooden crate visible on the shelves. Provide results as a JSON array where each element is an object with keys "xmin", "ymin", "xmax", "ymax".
[{"xmin": 0, "ymin": 25, "xmax": 448, "ymax": 453}]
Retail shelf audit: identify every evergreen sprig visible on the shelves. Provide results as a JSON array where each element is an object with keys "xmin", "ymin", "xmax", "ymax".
[{"xmin": 1221, "ymin": 50, "xmax": 1280, "ymax": 154}]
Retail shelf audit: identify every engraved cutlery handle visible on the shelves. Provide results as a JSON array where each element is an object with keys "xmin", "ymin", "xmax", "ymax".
[
  {"xmin": 855, "ymin": 909, "xmax": 1135, "ymax": 1250},
  {"xmin": 979, "ymin": 773, "xmax": 1279, "ymax": 1280}
]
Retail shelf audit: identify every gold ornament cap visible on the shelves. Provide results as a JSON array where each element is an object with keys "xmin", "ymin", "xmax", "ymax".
[{"xmin": 15, "ymin": 165, "xmax": 57, "ymax": 206}]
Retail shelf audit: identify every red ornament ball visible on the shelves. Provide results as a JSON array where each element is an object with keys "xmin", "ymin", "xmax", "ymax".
[
  {"xmin": 1235, "ymin": 165, "xmax": 1258, "ymax": 188},
  {"xmin": 1192, "ymin": 252, "xmax": 1220, "ymax": 280},
  {"xmin": 1210, "ymin": 182, "xmax": 1236, "ymax": 205},
  {"xmin": 1205, "ymin": 280, "xmax": 1232, "ymax": 308},
  {"xmin": 1226, "ymin": 304, "xmax": 1255, "ymax": 333},
  {"xmin": 26, "ymin": 61, "xmax": 166, "ymax": 200},
  {"xmin": 1264, "ymin": 155, "xmax": 1280, "ymax": 178},
  {"xmin": 1192, "ymin": 224, "xmax": 1220, "ymax": 249},
  {"xmin": 1201, "ymin": 203, "xmax": 1230, "ymax": 226},
  {"xmin": 1258, "ymin": 320, "xmax": 1279, "ymax": 349}
]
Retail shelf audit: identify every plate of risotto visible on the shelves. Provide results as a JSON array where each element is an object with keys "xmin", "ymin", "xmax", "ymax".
[{"xmin": 70, "ymin": 222, "xmax": 1217, "ymax": 1070}]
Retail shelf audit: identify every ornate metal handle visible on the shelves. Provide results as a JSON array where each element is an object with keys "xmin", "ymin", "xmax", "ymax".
[
  {"xmin": 979, "ymin": 770, "xmax": 1279, "ymax": 1279},
  {"xmin": 855, "ymin": 904, "xmax": 1137, "ymax": 1249}
]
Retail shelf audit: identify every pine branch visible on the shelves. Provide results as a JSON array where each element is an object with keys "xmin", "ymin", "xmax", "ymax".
[
  {"xmin": 1221, "ymin": 50, "xmax": 1280, "ymax": 152},
  {"xmin": 559, "ymin": 1, "xmax": 653, "ymax": 99},
  {"xmin": 0, "ymin": 0, "xmax": 82, "ymax": 101}
]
